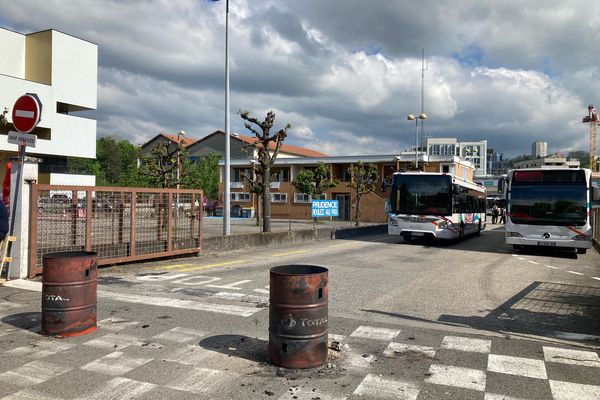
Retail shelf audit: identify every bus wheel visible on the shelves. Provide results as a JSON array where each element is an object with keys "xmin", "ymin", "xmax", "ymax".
[
  {"xmin": 475, "ymin": 222, "xmax": 482, "ymax": 236},
  {"xmin": 403, "ymin": 234, "xmax": 412, "ymax": 242},
  {"xmin": 513, "ymin": 245, "xmax": 523, "ymax": 252},
  {"xmin": 576, "ymin": 248, "xmax": 587, "ymax": 255}
]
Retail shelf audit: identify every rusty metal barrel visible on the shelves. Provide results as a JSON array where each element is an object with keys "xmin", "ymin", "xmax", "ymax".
[
  {"xmin": 41, "ymin": 251, "xmax": 98, "ymax": 337},
  {"xmin": 269, "ymin": 265, "xmax": 328, "ymax": 369}
]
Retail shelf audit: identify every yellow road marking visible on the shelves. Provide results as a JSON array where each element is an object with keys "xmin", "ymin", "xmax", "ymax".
[
  {"xmin": 178, "ymin": 260, "xmax": 246, "ymax": 272},
  {"xmin": 157, "ymin": 264, "xmax": 193, "ymax": 270},
  {"xmin": 272, "ymin": 250, "xmax": 309, "ymax": 257},
  {"xmin": 329, "ymin": 242, "xmax": 357, "ymax": 248}
]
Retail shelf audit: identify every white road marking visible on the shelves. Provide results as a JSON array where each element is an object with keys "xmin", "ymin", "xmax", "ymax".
[
  {"xmin": 528, "ymin": 261, "xmax": 539, "ymax": 265},
  {"xmin": 166, "ymin": 367, "xmax": 230, "ymax": 394},
  {"xmin": 484, "ymin": 394, "xmax": 529, "ymax": 400},
  {"xmin": 440, "ymin": 336, "xmax": 491, "ymax": 354},
  {"xmin": 278, "ymin": 388, "xmax": 347, "ymax": 400},
  {"xmin": 135, "ymin": 273, "xmax": 188, "ymax": 282},
  {"xmin": 383, "ymin": 342, "xmax": 436, "ymax": 358},
  {"xmin": 207, "ymin": 279, "xmax": 252, "ymax": 290},
  {"xmin": 5, "ymin": 341, "xmax": 75, "ymax": 359},
  {"xmin": 164, "ymin": 345, "xmax": 212, "ymax": 366},
  {"xmin": 425, "ymin": 364, "xmax": 486, "ymax": 391},
  {"xmin": 85, "ymin": 377, "xmax": 156, "ymax": 400},
  {"xmin": 0, "ymin": 360, "xmax": 71, "ymax": 388},
  {"xmin": 549, "ymin": 380, "xmax": 600, "ymax": 400},
  {"xmin": 254, "ymin": 287, "xmax": 269, "ymax": 294},
  {"xmin": 567, "ymin": 270, "xmax": 584, "ymax": 276},
  {"xmin": 212, "ymin": 291, "xmax": 269, "ymax": 304},
  {"xmin": 82, "ymin": 333, "xmax": 140, "ymax": 350},
  {"xmin": 171, "ymin": 276, "xmax": 220, "ymax": 285},
  {"xmin": 0, "ymin": 388, "xmax": 61, "ymax": 400},
  {"xmin": 543, "ymin": 346, "xmax": 600, "ymax": 368},
  {"xmin": 2, "ymin": 279, "xmax": 42, "ymax": 291},
  {"xmin": 353, "ymin": 374, "xmax": 420, "ymax": 400},
  {"xmin": 487, "ymin": 354, "xmax": 547, "ymax": 379},
  {"xmin": 517, "ymin": 257, "xmax": 526, "ymax": 261},
  {"xmin": 81, "ymin": 351, "xmax": 152, "ymax": 376},
  {"xmin": 592, "ymin": 277, "xmax": 600, "ymax": 281},
  {"xmin": 350, "ymin": 325, "xmax": 401, "ymax": 341},
  {"xmin": 152, "ymin": 327, "xmax": 206, "ymax": 343},
  {"xmin": 546, "ymin": 265, "xmax": 558, "ymax": 269},
  {"xmin": 97, "ymin": 317, "xmax": 139, "ymax": 332},
  {"xmin": 98, "ymin": 291, "xmax": 261, "ymax": 317}
]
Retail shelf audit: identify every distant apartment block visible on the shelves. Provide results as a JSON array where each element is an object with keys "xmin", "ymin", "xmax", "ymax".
[
  {"xmin": 531, "ymin": 141, "xmax": 547, "ymax": 158},
  {"xmin": 513, "ymin": 154, "xmax": 580, "ymax": 169},
  {"xmin": 0, "ymin": 28, "xmax": 98, "ymax": 183},
  {"xmin": 425, "ymin": 138, "xmax": 487, "ymax": 176}
]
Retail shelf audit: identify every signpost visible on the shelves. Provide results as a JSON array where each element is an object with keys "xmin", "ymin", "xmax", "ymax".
[
  {"xmin": 2, "ymin": 94, "xmax": 42, "ymax": 279},
  {"xmin": 311, "ymin": 200, "xmax": 339, "ymax": 218}
]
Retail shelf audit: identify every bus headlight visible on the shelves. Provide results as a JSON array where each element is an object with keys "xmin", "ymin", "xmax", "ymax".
[
  {"xmin": 506, "ymin": 231, "xmax": 522, "ymax": 238},
  {"xmin": 389, "ymin": 217, "xmax": 398, "ymax": 226},
  {"xmin": 438, "ymin": 221, "xmax": 450, "ymax": 229}
]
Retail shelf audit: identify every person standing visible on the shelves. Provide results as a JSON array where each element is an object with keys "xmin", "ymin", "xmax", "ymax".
[
  {"xmin": 499, "ymin": 207, "xmax": 506, "ymax": 224},
  {"xmin": 491, "ymin": 204, "xmax": 499, "ymax": 224}
]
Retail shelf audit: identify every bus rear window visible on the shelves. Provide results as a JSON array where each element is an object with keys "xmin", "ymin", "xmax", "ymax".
[{"xmin": 512, "ymin": 170, "xmax": 585, "ymax": 184}]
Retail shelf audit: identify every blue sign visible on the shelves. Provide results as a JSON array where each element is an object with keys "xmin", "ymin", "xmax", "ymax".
[{"xmin": 311, "ymin": 200, "xmax": 339, "ymax": 218}]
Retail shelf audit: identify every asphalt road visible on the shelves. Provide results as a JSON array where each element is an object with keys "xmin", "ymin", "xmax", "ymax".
[{"xmin": 1, "ymin": 224, "xmax": 600, "ymax": 399}]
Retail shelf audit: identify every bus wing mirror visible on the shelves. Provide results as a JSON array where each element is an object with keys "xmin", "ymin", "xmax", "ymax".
[{"xmin": 593, "ymin": 187, "xmax": 600, "ymax": 202}]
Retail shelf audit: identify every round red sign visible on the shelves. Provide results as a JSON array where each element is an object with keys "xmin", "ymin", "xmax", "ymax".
[{"xmin": 12, "ymin": 94, "xmax": 41, "ymax": 133}]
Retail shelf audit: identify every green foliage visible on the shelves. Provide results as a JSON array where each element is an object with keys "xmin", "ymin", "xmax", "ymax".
[
  {"xmin": 138, "ymin": 141, "xmax": 189, "ymax": 188},
  {"xmin": 292, "ymin": 162, "xmax": 338, "ymax": 199},
  {"xmin": 347, "ymin": 161, "xmax": 378, "ymax": 226},
  {"xmin": 181, "ymin": 152, "xmax": 220, "ymax": 199}
]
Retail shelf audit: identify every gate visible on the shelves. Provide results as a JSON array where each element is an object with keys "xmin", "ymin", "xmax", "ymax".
[{"xmin": 29, "ymin": 185, "xmax": 203, "ymax": 278}]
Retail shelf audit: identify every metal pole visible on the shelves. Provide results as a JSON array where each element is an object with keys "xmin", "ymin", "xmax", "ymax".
[
  {"xmin": 6, "ymin": 145, "xmax": 25, "ymax": 279},
  {"xmin": 415, "ymin": 119, "xmax": 419, "ymax": 169},
  {"xmin": 223, "ymin": 0, "xmax": 231, "ymax": 236}
]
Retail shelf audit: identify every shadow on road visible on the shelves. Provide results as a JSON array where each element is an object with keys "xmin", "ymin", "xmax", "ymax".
[
  {"xmin": 364, "ymin": 281, "xmax": 600, "ymax": 344},
  {"xmin": 1, "ymin": 312, "xmax": 41, "ymax": 333},
  {"xmin": 199, "ymin": 334, "xmax": 269, "ymax": 364}
]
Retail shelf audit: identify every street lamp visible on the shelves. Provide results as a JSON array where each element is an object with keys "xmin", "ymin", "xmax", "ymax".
[
  {"xmin": 176, "ymin": 130, "xmax": 186, "ymax": 190},
  {"xmin": 407, "ymin": 113, "xmax": 427, "ymax": 169},
  {"xmin": 223, "ymin": 0, "xmax": 231, "ymax": 236}
]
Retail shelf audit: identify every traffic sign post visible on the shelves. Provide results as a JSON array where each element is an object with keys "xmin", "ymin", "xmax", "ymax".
[{"xmin": 2, "ymin": 94, "xmax": 42, "ymax": 280}]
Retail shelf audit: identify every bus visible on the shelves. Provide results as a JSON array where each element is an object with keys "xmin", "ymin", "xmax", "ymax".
[
  {"xmin": 505, "ymin": 168, "xmax": 600, "ymax": 253},
  {"xmin": 388, "ymin": 172, "xmax": 487, "ymax": 241}
]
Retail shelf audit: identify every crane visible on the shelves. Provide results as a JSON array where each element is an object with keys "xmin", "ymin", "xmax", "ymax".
[{"xmin": 583, "ymin": 104, "xmax": 598, "ymax": 171}]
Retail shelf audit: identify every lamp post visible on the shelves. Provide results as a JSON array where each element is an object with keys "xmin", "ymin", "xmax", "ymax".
[
  {"xmin": 223, "ymin": 0, "xmax": 231, "ymax": 236},
  {"xmin": 407, "ymin": 113, "xmax": 427, "ymax": 169}
]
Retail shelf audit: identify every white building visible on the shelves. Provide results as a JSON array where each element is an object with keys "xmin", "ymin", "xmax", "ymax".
[
  {"xmin": 513, "ymin": 154, "xmax": 580, "ymax": 169},
  {"xmin": 0, "ymin": 28, "xmax": 97, "ymax": 185},
  {"xmin": 531, "ymin": 141, "xmax": 547, "ymax": 158},
  {"xmin": 425, "ymin": 138, "xmax": 487, "ymax": 176}
]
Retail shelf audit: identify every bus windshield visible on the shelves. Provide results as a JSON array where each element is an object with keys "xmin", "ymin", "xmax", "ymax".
[
  {"xmin": 509, "ymin": 184, "xmax": 587, "ymax": 226},
  {"xmin": 390, "ymin": 174, "xmax": 451, "ymax": 215}
]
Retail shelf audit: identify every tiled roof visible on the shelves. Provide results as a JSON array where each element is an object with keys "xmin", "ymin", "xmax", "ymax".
[
  {"xmin": 161, "ymin": 133, "xmax": 197, "ymax": 147},
  {"xmin": 235, "ymin": 133, "xmax": 328, "ymax": 158}
]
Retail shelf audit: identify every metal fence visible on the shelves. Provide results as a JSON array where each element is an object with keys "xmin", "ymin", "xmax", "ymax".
[{"xmin": 29, "ymin": 185, "xmax": 203, "ymax": 277}]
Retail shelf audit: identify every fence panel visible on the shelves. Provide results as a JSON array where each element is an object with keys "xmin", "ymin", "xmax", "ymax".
[{"xmin": 29, "ymin": 185, "xmax": 203, "ymax": 277}]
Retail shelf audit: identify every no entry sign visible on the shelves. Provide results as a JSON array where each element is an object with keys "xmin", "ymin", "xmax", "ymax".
[{"xmin": 12, "ymin": 94, "xmax": 41, "ymax": 133}]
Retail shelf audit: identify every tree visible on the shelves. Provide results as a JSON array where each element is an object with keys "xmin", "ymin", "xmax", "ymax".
[
  {"xmin": 138, "ymin": 141, "xmax": 189, "ymax": 188},
  {"xmin": 292, "ymin": 162, "xmax": 338, "ymax": 200},
  {"xmin": 239, "ymin": 110, "xmax": 290, "ymax": 233},
  {"xmin": 347, "ymin": 161, "xmax": 378, "ymax": 226},
  {"xmin": 241, "ymin": 161, "xmax": 264, "ymax": 226},
  {"xmin": 181, "ymin": 152, "xmax": 220, "ymax": 199}
]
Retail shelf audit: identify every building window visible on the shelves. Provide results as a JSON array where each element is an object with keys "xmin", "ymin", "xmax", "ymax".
[
  {"xmin": 231, "ymin": 192, "xmax": 251, "ymax": 202},
  {"xmin": 294, "ymin": 193, "xmax": 311, "ymax": 203},
  {"xmin": 431, "ymin": 145, "xmax": 440, "ymax": 155},
  {"xmin": 271, "ymin": 193, "xmax": 287, "ymax": 203},
  {"xmin": 233, "ymin": 168, "xmax": 251, "ymax": 182},
  {"xmin": 272, "ymin": 168, "xmax": 290, "ymax": 182}
]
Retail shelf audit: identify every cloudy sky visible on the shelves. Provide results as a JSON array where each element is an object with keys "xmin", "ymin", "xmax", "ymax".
[{"xmin": 2, "ymin": 1, "xmax": 598, "ymax": 158}]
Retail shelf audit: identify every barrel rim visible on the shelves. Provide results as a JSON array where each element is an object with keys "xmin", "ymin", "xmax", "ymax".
[
  {"xmin": 43, "ymin": 251, "xmax": 98, "ymax": 259},
  {"xmin": 270, "ymin": 264, "xmax": 328, "ymax": 276}
]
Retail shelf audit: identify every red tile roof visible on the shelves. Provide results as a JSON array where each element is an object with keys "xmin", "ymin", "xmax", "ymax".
[
  {"xmin": 161, "ymin": 133, "xmax": 197, "ymax": 147},
  {"xmin": 236, "ymin": 133, "xmax": 328, "ymax": 158}
]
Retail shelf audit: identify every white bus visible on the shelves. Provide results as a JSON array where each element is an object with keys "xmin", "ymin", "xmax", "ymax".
[
  {"xmin": 505, "ymin": 168, "xmax": 600, "ymax": 254},
  {"xmin": 388, "ymin": 172, "xmax": 487, "ymax": 241}
]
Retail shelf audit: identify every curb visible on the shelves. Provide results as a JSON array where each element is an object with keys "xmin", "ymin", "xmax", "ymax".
[{"xmin": 201, "ymin": 224, "xmax": 387, "ymax": 254}]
